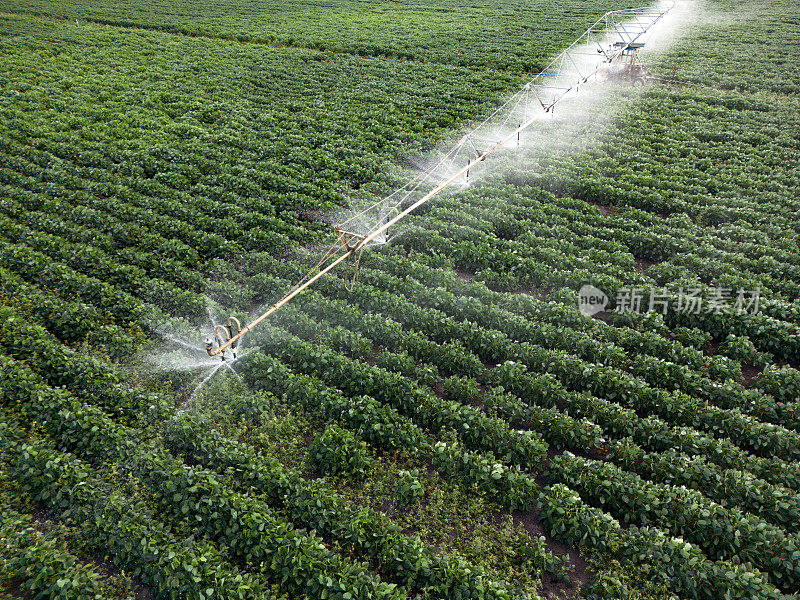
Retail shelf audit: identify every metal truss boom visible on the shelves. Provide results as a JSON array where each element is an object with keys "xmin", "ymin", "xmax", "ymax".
[{"xmin": 206, "ymin": 1, "xmax": 675, "ymax": 358}]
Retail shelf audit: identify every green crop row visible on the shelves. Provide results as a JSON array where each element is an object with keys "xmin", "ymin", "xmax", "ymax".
[
  {"xmin": 164, "ymin": 415, "xmax": 539, "ymax": 600},
  {"xmin": 241, "ymin": 320, "xmax": 800, "ymax": 590},
  {"xmin": 609, "ymin": 438, "xmax": 800, "ymax": 534},
  {"xmin": 266, "ymin": 298, "xmax": 606, "ymax": 453},
  {"xmin": 359, "ymin": 259, "xmax": 797, "ymax": 429},
  {"xmin": 492, "ymin": 361, "xmax": 800, "ymax": 491},
  {"xmin": 249, "ymin": 330, "xmax": 549, "ymax": 468},
  {"xmin": 290, "ymin": 258, "xmax": 800, "ymax": 462},
  {"xmin": 0, "ymin": 354, "xmax": 408, "ymax": 600},
  {"xmin": 6, "ymin": 435, "xmax": 270, "ymax": 600},
  {"xmin": 0, "ymin": 1, "xmax": 642, "ymax": 72},
  {"xmin": 547, "ymin": 452, "xmax": 800, "ymax": 592},
  {"xmin": 0, "ymin": 237, "xmax": 146, "ymax": 327},
  {"xmin": 368, "ymin": 250, "xmax": 741, "ymax": 380},
  {"xmin": 242, "ymin": 350, "xmax": 574, "ymax": 536},
  {"xmin": 536, "ymin": 483, "xmax": 784, "ymax": 600},
  {"xmin": 0, "ymin": 213, "xmax": 205, "ymax": 318},
  {"xmin": 244, "ymin": 352, "xmax": 428, "ymax": 454},
  {"xmin": 237, "ymin": 343, "xmax": 782, "ymax": 599},
  {"xmin": 353, "ymin": 251, "xmax": 796, "ymax": 425},
  {"xmin": 240, "ymin": 255, "xmax": 800, "ymax": 493},
  {"xmin": 255, "ymin": 253, "xmax": 796, "ymax": 446},
  {"xmin": 0, "ymin": 343, "xmax": 555, "ymax": 600},
  {"xmin": 0, "ymin": 505, "xmax": 124, "ymax": 600},
  {"xmin": 0, "ymin": 305, "xmax": 157, "ymax": 421}
]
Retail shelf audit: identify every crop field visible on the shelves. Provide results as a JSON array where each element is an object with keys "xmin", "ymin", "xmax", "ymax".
[
  {"xmin": 1, "ymin": 0, "xmax": 799, "ymax": 599},
  {"xmin": 0, "ymin": 0, "xmax": 641, "ymax": 71}
]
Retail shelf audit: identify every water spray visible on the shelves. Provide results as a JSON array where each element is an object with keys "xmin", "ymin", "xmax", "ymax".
[{"xmin": 205, "ymin": 1, "xmax": 679, "ymax": 361}]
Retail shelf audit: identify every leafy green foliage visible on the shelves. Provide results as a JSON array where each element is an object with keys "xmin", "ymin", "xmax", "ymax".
[
  {"xmin": 163, "ymin": 417, "xmax": 529, "ymax": 600},
  {"xmin": 1, "ymin": 0, "xmax": 800, "ymax": 598},
  {"xmin": 0, "ymin": 0, "xmax": 639, "ymax": 72},
  {"xmin": 307, "ymin": 424, "xmax": 374, "ymax": 478},
  {"xmin": 395, "ymin": 469, "xmax": 425, "ymax": 508},
  {"xmin": 718, "ymin": 334, "xmax": 771, "ymax": 367},
  {"xmin": 0, "ymin": 506, "xmax": 112, "ymax": 600},
  {"xmin": 756, "ymin": 365, "xmax": 800, "ymax": 403}
]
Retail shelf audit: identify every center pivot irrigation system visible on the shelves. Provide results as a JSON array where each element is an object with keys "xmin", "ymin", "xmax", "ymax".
[{"xmin": 205, "ymin": 1, "xmax": 676, "ymax": 360}]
